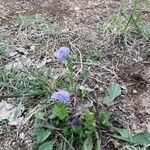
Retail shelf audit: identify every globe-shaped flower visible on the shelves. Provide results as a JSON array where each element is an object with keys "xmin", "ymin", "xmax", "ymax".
[
  {"xmin": 51, "ymin": 90, "xmax": 71, "ymax": 103},
  {"xmin": 55, "ymin": 47, "xmax": 70, "ymax": 63}
]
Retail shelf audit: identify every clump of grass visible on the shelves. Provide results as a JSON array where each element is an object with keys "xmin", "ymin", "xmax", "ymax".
[
  {"xmin": 16, "ymin": 14, "xmax": 45, "ymax": 30},
  {"xmin": 84, "ymin": 49, "xmax": 103, "ymax": 62},
  {"xmin": 0, "ymin": 68, "xmax": 58, "ymax": 102},
  {"xmin": 44, "ymin": 25, "xmax": 61, "ymax": 36},
  {"xmin": 99, "ymin": 0, "xmax": 150, "ymax": 39},
  {"xmin": 16, "ymin": 14, "xmax": 62, "ymax": 38}
]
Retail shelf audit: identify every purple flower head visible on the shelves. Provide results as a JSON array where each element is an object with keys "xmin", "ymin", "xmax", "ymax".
[
  {"xmin": 51, "ymin": 90, "xmax": 71, "ymax": 103},
  {"xmin": 55, "ymin": 47, "xmax": 70, "ymax": 63}
]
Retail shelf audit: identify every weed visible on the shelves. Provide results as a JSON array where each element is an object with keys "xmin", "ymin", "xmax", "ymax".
[
  {"xmin": 84, "ymin": 110, "xmax": 96, "ymax": 135},
  {"xmin": 65, "ymin": 57, "xmax": 77, "ymax": 93},
  {"xmin": 0, "ymin": 68, "xmax": 58, "ymax": 103},
  {"xmin": 103, "ymin": 82, "xmax": 121, "ymax": 105},
  {"xmin": 52, "ymin": 102, "xmax": 69, "ymax": 120},
  {"xmin": 100, "ymin": 0, "xmax": 150, "ymax": 39},
  {"xmin": 31, "ymin": 48, "xmax": 99, "ymax": 149},
  {"xmin": 80, "ymin": 85, "xmax": 92, "ymax": 99},
  {"xmin": 113, "ymin": 127, "xmax": 150, "ymax": 147},
  {"xmin": 84, "ymin": 49, "xmax": 103, "ymax": 62},
  {"xmin": 44, "ymin": 25, "xmax": 60, "ymax": 36},
  {"xmin": 17, "ymin": 14, "xmax": 45, "ymax": 30},
  {"xmin": 0, "ymin": 119, "xmax": 9, "ymax": 130},
  {"xmin": 101, "ymin": 111, "xmax": 112, "ymax": 127}
]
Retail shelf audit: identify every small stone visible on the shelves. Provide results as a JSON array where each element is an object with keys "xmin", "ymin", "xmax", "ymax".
[
  {"xmin": 133, "ymin": 89, "xmax": 137, "ymax": 94},
  {"xmin": 99, "ymin": 87, "xmax": 105, "ymax": 92},
  {"xmin": 19, "ymin": 132, "xmax": 25, "ymax": 139},
  {"xmin": 9, "ymin": 51, "xmax": 17, "ymax": 57},
  {"xmin": 30, "ymin": 45, "xmax": 35, "ymax": 51}
]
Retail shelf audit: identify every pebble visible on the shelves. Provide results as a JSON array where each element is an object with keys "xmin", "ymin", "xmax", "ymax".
[
  {"xmin": 9, "ymin": 51, "xmax": 17, "ymax": 57},
  {"xmin": 133, "ymin": 89, "xmax": 138, "ymax": 94},
  {"xmin": 19, "ymin": 132, "xmax": 25, "ymax": 139}
]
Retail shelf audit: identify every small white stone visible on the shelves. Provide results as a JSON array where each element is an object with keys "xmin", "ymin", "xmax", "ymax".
[
  {"xmin": 133, "ymin": 89, "xmax": 137, "ymax": 94},
  {"xmin": 19, "ymin": 132, "xmax": 25, "ymax": 139},
  {"xmin": 74, "ymin": 6, "xmax": 80, "ymax": 11},
  {"xmin": 30, "ymin": 45, "xmax": 35, "ymax": 51},
  {"xmin": 9, "ymin": 51, "xmax": 18, "ymax": 57}
]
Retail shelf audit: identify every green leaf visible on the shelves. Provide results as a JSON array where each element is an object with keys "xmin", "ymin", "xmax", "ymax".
[
  {"xmin": 66, "ymin": 58, "xmax": 73, "ymax": 72},
  {"xmin": 41, "ymin": 122, "xmax": 58, "ymax": 130},
  {"xmin": 115, "ymin": 127, "xmax": 131, "ymax": 139},
  {"xmin": 36, "ymin": 129, "xmax": 51, "ymax": 144},
  {"xmin": 72, "ymin": 126, "xmax": 83, "ymax": 137},
  {"xmin": 63, "ymin": 141, "xmax": 67, "ymax": 150},
  {"xmin": 101, "ymin": 111, "xmax": 112, "ymax": 127},
  {"xmin": 35, "ymin": 111, "xmax": 45, "ymax": 120},
  {"xmin": 14, "ymin": 100, "xmax": 23, "ymax": 119},
  {"xmin": 83, "ymin": 110, "xmax": 96, "ymax": 138},
  {"xmin": 84, "ymin": 110, "xmax": 96, "ymax": 132},
  {"xmin": 83, "ymin": 137, "xmax": 93, "ymax": 150},
  {"xmin": 95, "ymin": 131, "xmax": 101, "ymax": 150},
  {"xmin": 114, "ymin": 128, "xmax": 150, "ymax": 146},
  {"xmin": 132, "ymin": 131, "xmax": 150, "ymax": 146},
  {"xmin": 103, "ymin": 82, "xmax": 121, "ymax": 105},
  {"xmin": 52, "ymin": 103, "xmax": 69, "ymax": 120},
  {"xmin": 65, "ymin": 57, "xmax": 76, "ymax": 92},
  {"xmin": 38, "ymin": 140, "xmax": 56, "ymax": 150}
]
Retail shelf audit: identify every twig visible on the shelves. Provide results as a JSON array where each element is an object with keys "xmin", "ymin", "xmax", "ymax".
[
  {"xmin": 0, "ymin": 93, "xmax": 41, "ymax": 100},
  {"xmin": 95, "ymin": 131, "xmax": 101, "ymax": 150},
  {"xmin": 74, "ymin": 62, "xmax": 118, "ymax": 78},
  {"xmin": 70, "ymin": 42, "xmax": 83, "ymax": 77},
  {"xmin": 121, "ymin": 146, "xmax": 137, "ymax": 150},
  {"xmin": 89, "ymin": 76, "xmax": 108, "ymax": 85},
  {"xmin": 56, "ymin": 131, "xmax": 75, "ymax": 150},
  {"xmin": 23, "ymin": 105, "xmax": 40, "ymax": 125}
]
